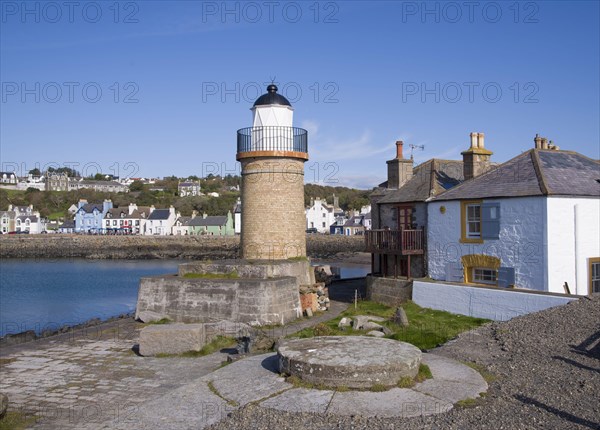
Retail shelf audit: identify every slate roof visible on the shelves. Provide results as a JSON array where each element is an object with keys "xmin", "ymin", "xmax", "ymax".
[
  {"xmin": 78, "ymin": 203, "xmax": 103, "ymax": 213},
  {"xmin": 377, "ymin": 159, "xmax": 464, "ymax": 204},
  {"xmin": 188, "ymin": 216, "xmax": 227, "ymax": 227},
  {"xmin": 343, "ymin": 215, "xmax": 364, "ymax": 227},
  {"xmin": 0, "ymin": 211, "xmax": 16, "ymax": 218},
  {"xmin": 17, "ymin": 215, "xmax": 39, "ymax": 222},
  {"xmin": 105, "ymin": 208, "xmax": 128, "ymax": 218},
  {"xmin": 175, "ymin": 216, "xmax": 192, "ymax": 226},
  {"xmin": 59, "ymin": 220, "xmax": 75, "ymax": 229},
  {"xmin": 147, "ymin": 209, "xmax": 172, "ymax": 220},
  {"xmin": 434, "ymin": 149, "xmax": 600, "ymax": 201},
  {"xmin": 130, "ymin": 207, "xmax": 152, "ymax": 219}
]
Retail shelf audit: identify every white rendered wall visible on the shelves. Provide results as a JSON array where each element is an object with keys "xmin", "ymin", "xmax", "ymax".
[
  {"xmin": 306, "ymin": 199, "xmax": 335, "ymax": 233},
  {"xmin": 546, "ymin": 197, "xmax": 600, "ymax": 295},
  {"xmin": 427, "ymin": 197, "xmax": 547, "ymax": 291},
  {"xmin": 412, "ymin": 281, "xmax": 578, "ymax": 321},
  {"xmin": 235, "ymin": 213, "xmax": 241, "ymax": 234}
]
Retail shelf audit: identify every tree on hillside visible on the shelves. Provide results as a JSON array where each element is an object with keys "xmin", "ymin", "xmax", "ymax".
[{"xmin": 129, "ymin": 181, "xmax": 145, "ymax": 192}]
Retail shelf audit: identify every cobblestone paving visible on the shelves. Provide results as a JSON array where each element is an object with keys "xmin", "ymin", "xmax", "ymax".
[
  {"xmin": 0, "ymin": 295, "xmax": 351, "ymax": 429},
  {"xmin": 0, "ymin": 321, "xmax": 227, "ymax": 429}
]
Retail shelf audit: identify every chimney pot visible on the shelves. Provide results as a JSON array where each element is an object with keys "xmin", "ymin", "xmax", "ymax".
[
  {"xmin": 396, "ymin": 141, "xmax": 404, "ymax": 159},
  {"xmin": 477, "ymin": 132, "xmax": 485, "ymax": 148},
  {"xmin": 541, "ymin": 137, "xmax": 549, "ymax": 150},
  {"xmin": 534, "ymin": 134, "xmax": 543, "ymax": 149},
  {"xmin": 470, "ymin": 132, "xmax": 478, "ymax": 148}
]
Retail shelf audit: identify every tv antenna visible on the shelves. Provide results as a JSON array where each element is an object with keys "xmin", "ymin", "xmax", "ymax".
[{"xmin": 409, "ymin": 144, "xmax": 425, "ymax": 160}]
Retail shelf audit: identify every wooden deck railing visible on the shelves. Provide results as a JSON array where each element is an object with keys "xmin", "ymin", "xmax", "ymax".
[{"xmin": 365, "ymin": 229, "xmax": 424, "ymax": 255}]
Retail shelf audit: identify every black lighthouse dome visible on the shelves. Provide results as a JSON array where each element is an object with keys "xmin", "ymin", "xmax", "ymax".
[{"xmin": 253, "ymin": 84, "xmax": 291, "ymax": 107}]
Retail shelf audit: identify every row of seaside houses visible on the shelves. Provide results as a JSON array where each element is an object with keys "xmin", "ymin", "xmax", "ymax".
[{"xmin": 69, "ymin": 199, "xmax": 234, "ymax": 236}]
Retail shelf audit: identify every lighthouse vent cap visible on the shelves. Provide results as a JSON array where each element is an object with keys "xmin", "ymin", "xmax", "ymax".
[{"xmin": 253, "ymin": 84, "xmax": 292, "ymax": 107}]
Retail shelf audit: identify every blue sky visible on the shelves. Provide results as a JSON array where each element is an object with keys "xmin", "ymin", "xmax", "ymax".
[{"xmin": 1, "ymin": 1, "xmax": 599, "ymax": 188}]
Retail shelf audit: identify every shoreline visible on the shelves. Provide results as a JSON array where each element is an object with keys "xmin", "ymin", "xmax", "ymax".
[
  {"xmin": 0, "ymin": 252, "xmax": 371, "ymax": 345},
  {"xmin": 0, "ymin": 234, "xmax": 366, "ymax": 260}
]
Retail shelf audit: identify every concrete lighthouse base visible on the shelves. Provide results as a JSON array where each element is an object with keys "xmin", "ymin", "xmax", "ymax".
[{"xmin": 135, "ymin": 259, "xmax": 315, "ymax": 326}]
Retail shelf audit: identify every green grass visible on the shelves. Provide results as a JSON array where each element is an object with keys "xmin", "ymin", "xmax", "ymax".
[
  {"xmin": 288, "ymin": 300, "xmax": 489, "ymax": 351},
  {"xmin": 398, "ymin": 363, "xmax": 433, "ymax": 388},
  {"xmin": 47, "ymin": 211, "xmax": 65, "ymax": 220},
  {"xmin": 155, "ymin": 336, "xmax": 236, "ymax": 358},
  {"xmin": 369, "ymin": 383, "xmax": 388, "ymax": 392},
  {"xmin": 183, "ymin": 271, "xmax": 239, "ymax": 279},
  {"xmin": 287, "ymin": 256, "xmax": 309, "ymax": 262},
  {"xmin": 146, "ymin": 318, "xmax": 172, "ymax": 325},
  {"xmin": 463, "ymin": 362, "xmax": 497, "ymax": 383},
  {"xmin": 0, "ymin": 411, "xmax": 39, "ymax": 430},
  {"xmin": 207, "ymin": 381, "xmax": 238, "ymax": 407},
  {"xmin": 455, "ymin": 398, "xmax": 480, "ymax": 408},
  {"xmin": 416, "ymin": 363, "xmax": 433, "ymax": 382}
]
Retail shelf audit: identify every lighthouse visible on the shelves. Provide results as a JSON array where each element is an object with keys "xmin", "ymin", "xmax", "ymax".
[{"xmin": 237, "ymin": 84, "xmax": 309, "ymax": 260}]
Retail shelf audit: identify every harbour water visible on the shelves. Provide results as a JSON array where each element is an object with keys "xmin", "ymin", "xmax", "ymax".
[
  {"xmin": 0, "ymin": 259, "xmax": 370, "ymax": 337},
  {"xmin": 0, "ymin": 259, "xmax": 180, "ymax": 337}
]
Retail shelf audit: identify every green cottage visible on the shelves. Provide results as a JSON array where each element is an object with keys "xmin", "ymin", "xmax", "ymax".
[{"xmin": 188, "ymin": 211, "xmax": 234, "ymax": 236}]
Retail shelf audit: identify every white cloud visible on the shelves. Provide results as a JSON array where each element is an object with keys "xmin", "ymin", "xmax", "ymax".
[{"xmin": 301, "ymin": 119, "xmax": 411, "ymax": 162}]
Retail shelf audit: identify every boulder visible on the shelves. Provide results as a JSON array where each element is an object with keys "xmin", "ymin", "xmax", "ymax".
[
  {"xmin": 137, "ymin": 310, "xmax": 168, "ymax": 324},
  {"xmin": 338, "ymin": 317, "xmax": 352, "ymax": 329},
  {"xmin": 0, "ymin": 393, "xmax": 7, "ymax": 419},
  {"xmin": 248, "ymin": 330, "xmax": 276, "ymax": 352},
  {"xmin": 362, "ymin": 321, "xmax": 384, "ymax": 331},
  {"xmin": 352, "ymin": 315, "xmax": 386, "ymax": 330},
  {"xmin": 392, "ymin": 307, "xmax": 410, "ymax": 327},
  {"xmin": 139, "ymin": 324, "xmax": 205, "ymax": 356},
  {"xmin": 366, "ymin": 330, "xmax": 385, "ymax": 337}
]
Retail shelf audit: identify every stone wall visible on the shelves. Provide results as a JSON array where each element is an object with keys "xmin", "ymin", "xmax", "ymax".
[
  {"xmin": 0, "ymin": 234, "xmax": 365, "ymax": 260},
  {"xmin": 366, "ymin": 275, "xmax": 413, "ymax": 306},
  {"xmin": 135, "ymin": 275, "xmax": 301, "ymax": 325}
]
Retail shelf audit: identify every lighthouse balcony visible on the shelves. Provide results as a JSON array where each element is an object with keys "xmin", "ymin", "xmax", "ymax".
[{"xmin": 237, "ymin": 126, "xmax": 308, "ymax": 160}]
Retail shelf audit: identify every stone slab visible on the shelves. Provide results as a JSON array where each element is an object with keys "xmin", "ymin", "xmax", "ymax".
[
  {"xmin": 327, "ymin": 388, "xmax": 452, "ymax": 418},
  {"xmin": 277, "ymin": 336, "xmax": 422, "ymax": 388},
  {"xmin": 139, "ymin": 324, "xmax": 205, "ymax": 357},
  {"xmin": 259, "ymin": 387, "xmax": 334, "ymax": 414},
  {"xmin": 208, "ymin": 354, "xmax": 289, "ymax": 407},
  {"xmin": 94, "ymin": 375, "xmax": 231, "ymax": 430}
]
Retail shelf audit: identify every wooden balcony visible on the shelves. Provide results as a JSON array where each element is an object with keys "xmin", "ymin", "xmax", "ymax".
[{"xmin": 365, "ymin": 229, "xmax": 424, "ymax": 255}]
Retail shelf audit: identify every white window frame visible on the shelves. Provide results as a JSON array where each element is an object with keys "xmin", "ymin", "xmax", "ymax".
[
  {"xmin": 472, "ymin": 267, "xmax": 497, "ymax": 285},
  {"xmin": 466, "ymin": 204, "xmax": 481, "ymax": 239}
]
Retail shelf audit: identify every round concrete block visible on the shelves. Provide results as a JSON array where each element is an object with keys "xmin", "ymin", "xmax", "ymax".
[{"xmin": 277, "ymin": 336, "xmax": 422, "ymax": 389}]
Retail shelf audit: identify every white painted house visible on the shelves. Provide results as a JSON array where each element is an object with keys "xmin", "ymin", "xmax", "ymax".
[
  {"xmin": 427, "ymin": 142, "xmax": 600, "ymax": 295},
  {"xmin": 104, "ymin": 203, "xmax": 153, "ymax": 234},
  {"xmin": 306, "ymin": 196, "xmax": 342, "ymax": 233},
  {"xmin": 144, "ymin": 206, "xmax": 178, "ymax": 236},
  {"xmin": 233, "ymin": 198, "xmax": 242, "ymax": 234}
]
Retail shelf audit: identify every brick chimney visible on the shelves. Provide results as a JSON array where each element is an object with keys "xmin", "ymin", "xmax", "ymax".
[
  {"xmin": 386, "ymin": 140, "xmax": 413, "ymax": 189},
  {"xmin": 462, "ymin": 132, "xmax": 493, "ymax": 181}
]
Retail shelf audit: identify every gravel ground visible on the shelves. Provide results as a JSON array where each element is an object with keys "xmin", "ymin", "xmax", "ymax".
[{"xmin": 207, "ymin": 295, "xmax": 600, "ymax": 430}]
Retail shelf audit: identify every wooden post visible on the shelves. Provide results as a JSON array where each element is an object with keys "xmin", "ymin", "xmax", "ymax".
[{"xmin": 407, "ymin": 255, "xmax": 411, "ymax": 279}]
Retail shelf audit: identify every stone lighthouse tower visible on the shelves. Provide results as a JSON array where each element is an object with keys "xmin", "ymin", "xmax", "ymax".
[{"xmin": 237, "ymin": 84, "xmax": 308, "ymax": 260}]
